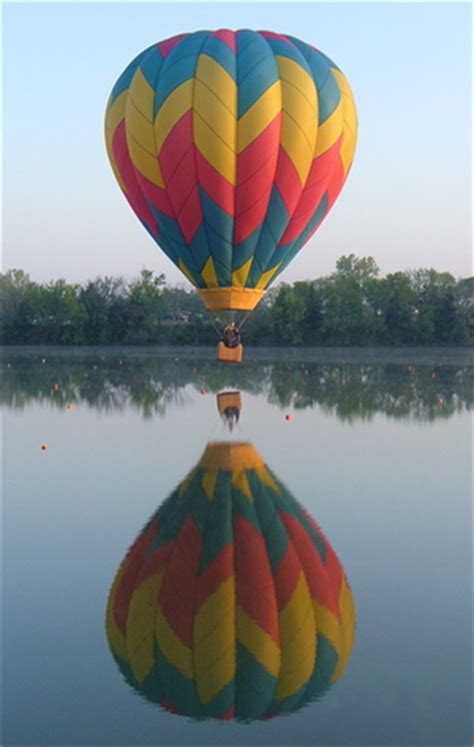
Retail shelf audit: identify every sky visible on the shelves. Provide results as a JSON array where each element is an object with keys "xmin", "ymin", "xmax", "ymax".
[{"xmin": 2, "ymin": 2, "xmax": 472, "ymax": 286}]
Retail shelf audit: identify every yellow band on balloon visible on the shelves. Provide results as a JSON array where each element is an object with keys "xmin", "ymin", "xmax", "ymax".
[
  {"xmin": 200, "ymin": 442, "xmax": 265, "ymax": 472},
  {"xmin": 198, "ymin": 287, "xmax": 264, "ymax": 311}
]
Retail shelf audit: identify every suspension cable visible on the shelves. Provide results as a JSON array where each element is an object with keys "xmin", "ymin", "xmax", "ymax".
[
  {"xmin": 238, "ymin": 310, "xmax": 252, "ymax": 332},
  {"xmin": 211, "ymin": 317, "xmax": 224, "ymax": 337}
]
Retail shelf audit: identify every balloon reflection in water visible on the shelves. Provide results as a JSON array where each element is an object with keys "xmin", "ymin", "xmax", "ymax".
[{"xmin": 106, "ymin": 442, "xmax": 355, "ymax": 721}]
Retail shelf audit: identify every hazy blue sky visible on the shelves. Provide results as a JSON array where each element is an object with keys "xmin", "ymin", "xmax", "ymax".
[{"xmin": 3, "ymin": 2, "xmax": 472, "ymax": 286}]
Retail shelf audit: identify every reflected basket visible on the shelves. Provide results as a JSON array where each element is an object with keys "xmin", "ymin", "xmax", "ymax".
[{"xmin": 217, "ymin": 391, "xmax": 242, "ymax": 415}]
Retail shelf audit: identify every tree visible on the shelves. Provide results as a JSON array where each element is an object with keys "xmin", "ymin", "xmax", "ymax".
[
  {"xmin": 335, "ymin": 254, "xmax": 379, "ymax": 284},
  {"xmin": 79, "ymin": 276, "xmax": 126, "ymax": 344},
  {"xmin": 377, "ymin": 272, "xmax": 417, "ymax": 344},
  {"xmin": 0, "ymin": 269, "xmax": 32, "ymax": 342},
  {"xmin": 410, "ymin": 269, "xmax": 458, "ymax": 343},
  {"xmin": 317, "ymin": 256, "xmax": 380, "ymax": 345},
  {"xmin": 455, "ymin": 277, "xmax": 474, "ymax": 344},
  {"xmin": 124, "ymin": 269, "xmax": 166, "ymax": 343},
  {"xmin": 161, "ymin": 285, "xmax": 204, "ymax": 322},
  {"xmin": 9, "ymin": 279, "xmax": 86, "ymax": 343}
]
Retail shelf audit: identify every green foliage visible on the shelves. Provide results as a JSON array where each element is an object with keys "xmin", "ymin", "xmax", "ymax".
[
  {"xmin": 79, "ymin": 276, "xmax": 126, "ymax": 344},
  {"xmin": 0, "ymin": 269, "xmax": 32, "ymax": 341},
  {"xmin": 270, "ymin": 282, "xmax": 322, "ymax": 344},
  {"xmin": 0, "ymin": 258, "xmax": 472, "ymax": 346},
  {"xmin": 377, "ymin": 272, "xmax": 418, "ymax": 344},
  {"xmin": 0, "ymin": 271, "xmax": 87, "ymax": 344}
]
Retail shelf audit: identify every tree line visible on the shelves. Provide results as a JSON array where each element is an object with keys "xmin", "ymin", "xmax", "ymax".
[{"xmin": 1, "ymin": 255, "xmax": 472, "ymax": 346}]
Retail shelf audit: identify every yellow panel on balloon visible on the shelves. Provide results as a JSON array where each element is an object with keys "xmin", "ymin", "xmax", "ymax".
[
  {"xmin": 194, "ymin": 577, "xmax": 236, "ymax": 703},
  {"xmin": 276, "ymin": 573, "xmax": 316, "ymax": 700},
  {"xmin": 237, "ymin": 605, "xmax": 281, "ymax": 677},
  {"xmin": 127, "ymin": 572, "xmax": 165, "ymax": 683},
  {"xmin": 238, "ymin": 81, "xmax": 282, "ymax": 154}
]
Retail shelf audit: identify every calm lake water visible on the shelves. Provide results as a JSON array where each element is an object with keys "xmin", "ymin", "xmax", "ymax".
[{"xmin": 2, "ymin": 346, "xmax": 472, "ymax": 747}]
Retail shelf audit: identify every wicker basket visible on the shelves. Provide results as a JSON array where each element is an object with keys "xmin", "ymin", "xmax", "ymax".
[{"xmin": 217, "ymin": 342, "xmax": 243, "ymax": 363}]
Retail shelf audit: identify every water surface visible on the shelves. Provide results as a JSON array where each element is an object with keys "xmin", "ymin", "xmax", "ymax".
[{"xmin": 2, "ymin": 347, "xmax": 472, "ymax": 746}]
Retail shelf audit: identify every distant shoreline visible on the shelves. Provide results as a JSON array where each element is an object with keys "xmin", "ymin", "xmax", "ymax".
[{"xmin": 1, "ymin": 344, "xmax": 472, "ymax": 366}]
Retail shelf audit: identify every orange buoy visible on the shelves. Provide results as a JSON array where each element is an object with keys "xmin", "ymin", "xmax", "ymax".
[
  {"xmin": 285, "ymin": 414, "xmax": 292, "ymax": 421},
  {"xmin": 41, "ymin": 444, "xmax": 48, "ymax": 451}
]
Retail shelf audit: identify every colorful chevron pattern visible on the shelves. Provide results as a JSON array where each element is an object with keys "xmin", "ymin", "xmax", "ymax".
[
  {"xmin": 106, "ymin": 442, "xmax": 356, "ymax": 720},
  {"xmin": 105, "ymin": 30, "xmax": 357, "ymax": 311}
]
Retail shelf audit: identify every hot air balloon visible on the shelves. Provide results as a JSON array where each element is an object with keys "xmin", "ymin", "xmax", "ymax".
[
  {"xmin": 104, "ymin": 29, "xmax": 358, "ymax": 362},
  {"xmin": 106, "ymin": 442, "xmax": 355, "ymax": 720}
]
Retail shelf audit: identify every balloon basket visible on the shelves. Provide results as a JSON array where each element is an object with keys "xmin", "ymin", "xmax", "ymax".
[
  {"xmin": 217, "ymin": 391, "xmax": 242, "ymax": 415},
  {"xmin": 217, "ymin": 342, "xmax": 243, "ymax": 363}
]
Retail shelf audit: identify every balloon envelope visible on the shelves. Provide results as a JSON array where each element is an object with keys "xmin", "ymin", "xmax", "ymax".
[
  {"xmin": 106, "ymin": 442, "xmax": 355, "ymax": 720},
  {"xmin": 105, "ymin": 30, "xmax": 357, "ymax": 311}
]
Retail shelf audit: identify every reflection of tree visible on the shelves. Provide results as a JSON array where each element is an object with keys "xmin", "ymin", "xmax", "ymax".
[
  {"xmin": 1, "ymin": 352, "xmax": 195, "ymax": 419},
  {"xmin": 1, "ymin": 350, "xmax": 472, "ymax": 423},
  {"xmin": 268, "ymin": 362, "xmax": 473, "ymax": 422}
]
